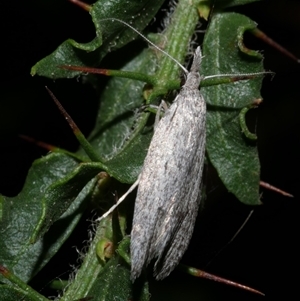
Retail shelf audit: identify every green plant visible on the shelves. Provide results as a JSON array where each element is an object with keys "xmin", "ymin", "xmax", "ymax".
[{"xmin": 1, "ymin": 0, "xmax": 280, "ymax": 300}]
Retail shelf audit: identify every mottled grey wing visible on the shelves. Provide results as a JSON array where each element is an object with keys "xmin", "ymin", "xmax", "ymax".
[{"xmin": 131, "ymin": 87, "xmax": 206, "ymax": 280}]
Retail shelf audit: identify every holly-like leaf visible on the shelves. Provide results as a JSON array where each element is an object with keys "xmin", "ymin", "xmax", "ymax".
[
  {"xmin": 0, "ymin": 153, "xmax": 101, "ymax": 282},
  {"xmin": 202, "ymin": 12, "xmax": 264, "ymax": 205},
  {"xmin": 31, "ymin": 0, "xmax": 165, "ymax": 79}
]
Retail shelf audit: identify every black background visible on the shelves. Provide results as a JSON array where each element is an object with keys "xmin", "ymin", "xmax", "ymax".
[{"xmin": 1, "ymin": 0, "xmax": 299, "ymax": 300}]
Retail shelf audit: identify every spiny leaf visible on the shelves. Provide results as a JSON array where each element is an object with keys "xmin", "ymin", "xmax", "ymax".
[
  {"xmin": 0, "ymin": 153, "xmax": 98, "ymax": 282},
  {"xmin": 202, "ymin": 12, "xmax": 263, "ymax": 205},
  {"xmin": 31, "ymin": 0, "xmax": 165, "ymax": 79}
]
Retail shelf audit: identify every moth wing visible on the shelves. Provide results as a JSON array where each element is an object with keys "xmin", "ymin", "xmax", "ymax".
[
  {"xmin": 153, "ymin": 184, "xmax": 202, "ymax": 280},
  {"xmin": 131, "ymin": 91, "xmax": 205, "ymax": 280},
  {"xmin": 153, "ymin": 122, "xmax": 205, "ymax": 279}
]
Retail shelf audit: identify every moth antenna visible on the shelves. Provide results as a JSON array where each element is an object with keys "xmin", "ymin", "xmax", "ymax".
[
  {"xmin": 205, "ymin": 210, "xmax": 254, "ymax": 268},
  {"xmin": 99, "ymin": 18, "xmax": 189, "ymax": 75},
  {"xmin": 96, "ymin": 177, "xmax": 140, "ymax": 222},
  {"xmin": 204, "ymin": 71, "xmax": 274, "ymax": 80}
]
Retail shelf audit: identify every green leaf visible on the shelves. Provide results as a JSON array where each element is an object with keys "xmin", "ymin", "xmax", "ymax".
[
  {"xmin": 202, "ymin": 12, "xmax": 263, "ymax": 205},
  {"xmin": 0, "ymin": 153, "xmax": 100, "ymax": 282},
  {"xmin": 83, "ymin": 0, "xmax": 204, "ymax": 183},
  {"xmin": 31, "ymin": 0, "xmax": 165, "ymax": 79},
  {"xmin": 33, "ymin": 160, "xmax": 108, "ymax": 240},
  {"xmin": 1, "ymin": 1, "xmax": 268, "ymax": 300},
  {"xmin": 85, "ymin": 48, "xmax": 158, "ymax": 183}
]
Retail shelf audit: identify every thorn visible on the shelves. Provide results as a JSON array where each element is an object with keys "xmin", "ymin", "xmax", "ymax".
[
  {"xmin": 179, "ymin": 264, "xmax": 265, "ymax": 296},
  {"xmin": 179, "ymin": 265, "xmax": 265, "ymax": 296},
  {"xmin": 251, "ymin": 28, "xmax": 300, "ymax": 63},
  {"xmin": 19, "ymin": 134, "xmax": 57, "ymax": 152},
  {"xmin": 45, "ymin": 86, "xmax": 80, "ymax": 134},
  {"xmin": 60, "ymin": 65, "xmax": 156, "ymax": 85},
  {"xmin": 260, "ymin": 181, "xmax": 294, "ymax": 197},
  {"xmin": 45, "ymin": 87, "xmax": 102, "ymax": 162},
  {"xmin": 205, "ymin": 210, "xmax": 254, "ymax": 268},
  {"xmin": 60, "ymin": 65, "xmax": 110, "ymax": 76},
  {"xmin": 68, "ymin": 0, "xmax": 91, "ymax": 12}
]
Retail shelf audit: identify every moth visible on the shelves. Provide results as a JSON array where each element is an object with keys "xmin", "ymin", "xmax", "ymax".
[
  {"xmin": 94, "ymin": 19, "xmax": 267, "ymax": 280},
  {"xmin": 90, "ymin": 18, "xmax": 205, "ymax": 280},
  {"xmin": 131, "ymin": 47, "xmax": 205, "ymax": 280}
]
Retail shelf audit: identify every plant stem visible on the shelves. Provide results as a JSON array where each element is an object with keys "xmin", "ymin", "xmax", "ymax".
[{"xmin": 149, "ymin": 0, "xmax": 203, "ymax": 100}]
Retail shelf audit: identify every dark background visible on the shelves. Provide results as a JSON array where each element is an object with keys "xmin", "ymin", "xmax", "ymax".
[{"xmin": 1, "ymin": 0, "xmax": 299, "ymax": 300}]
